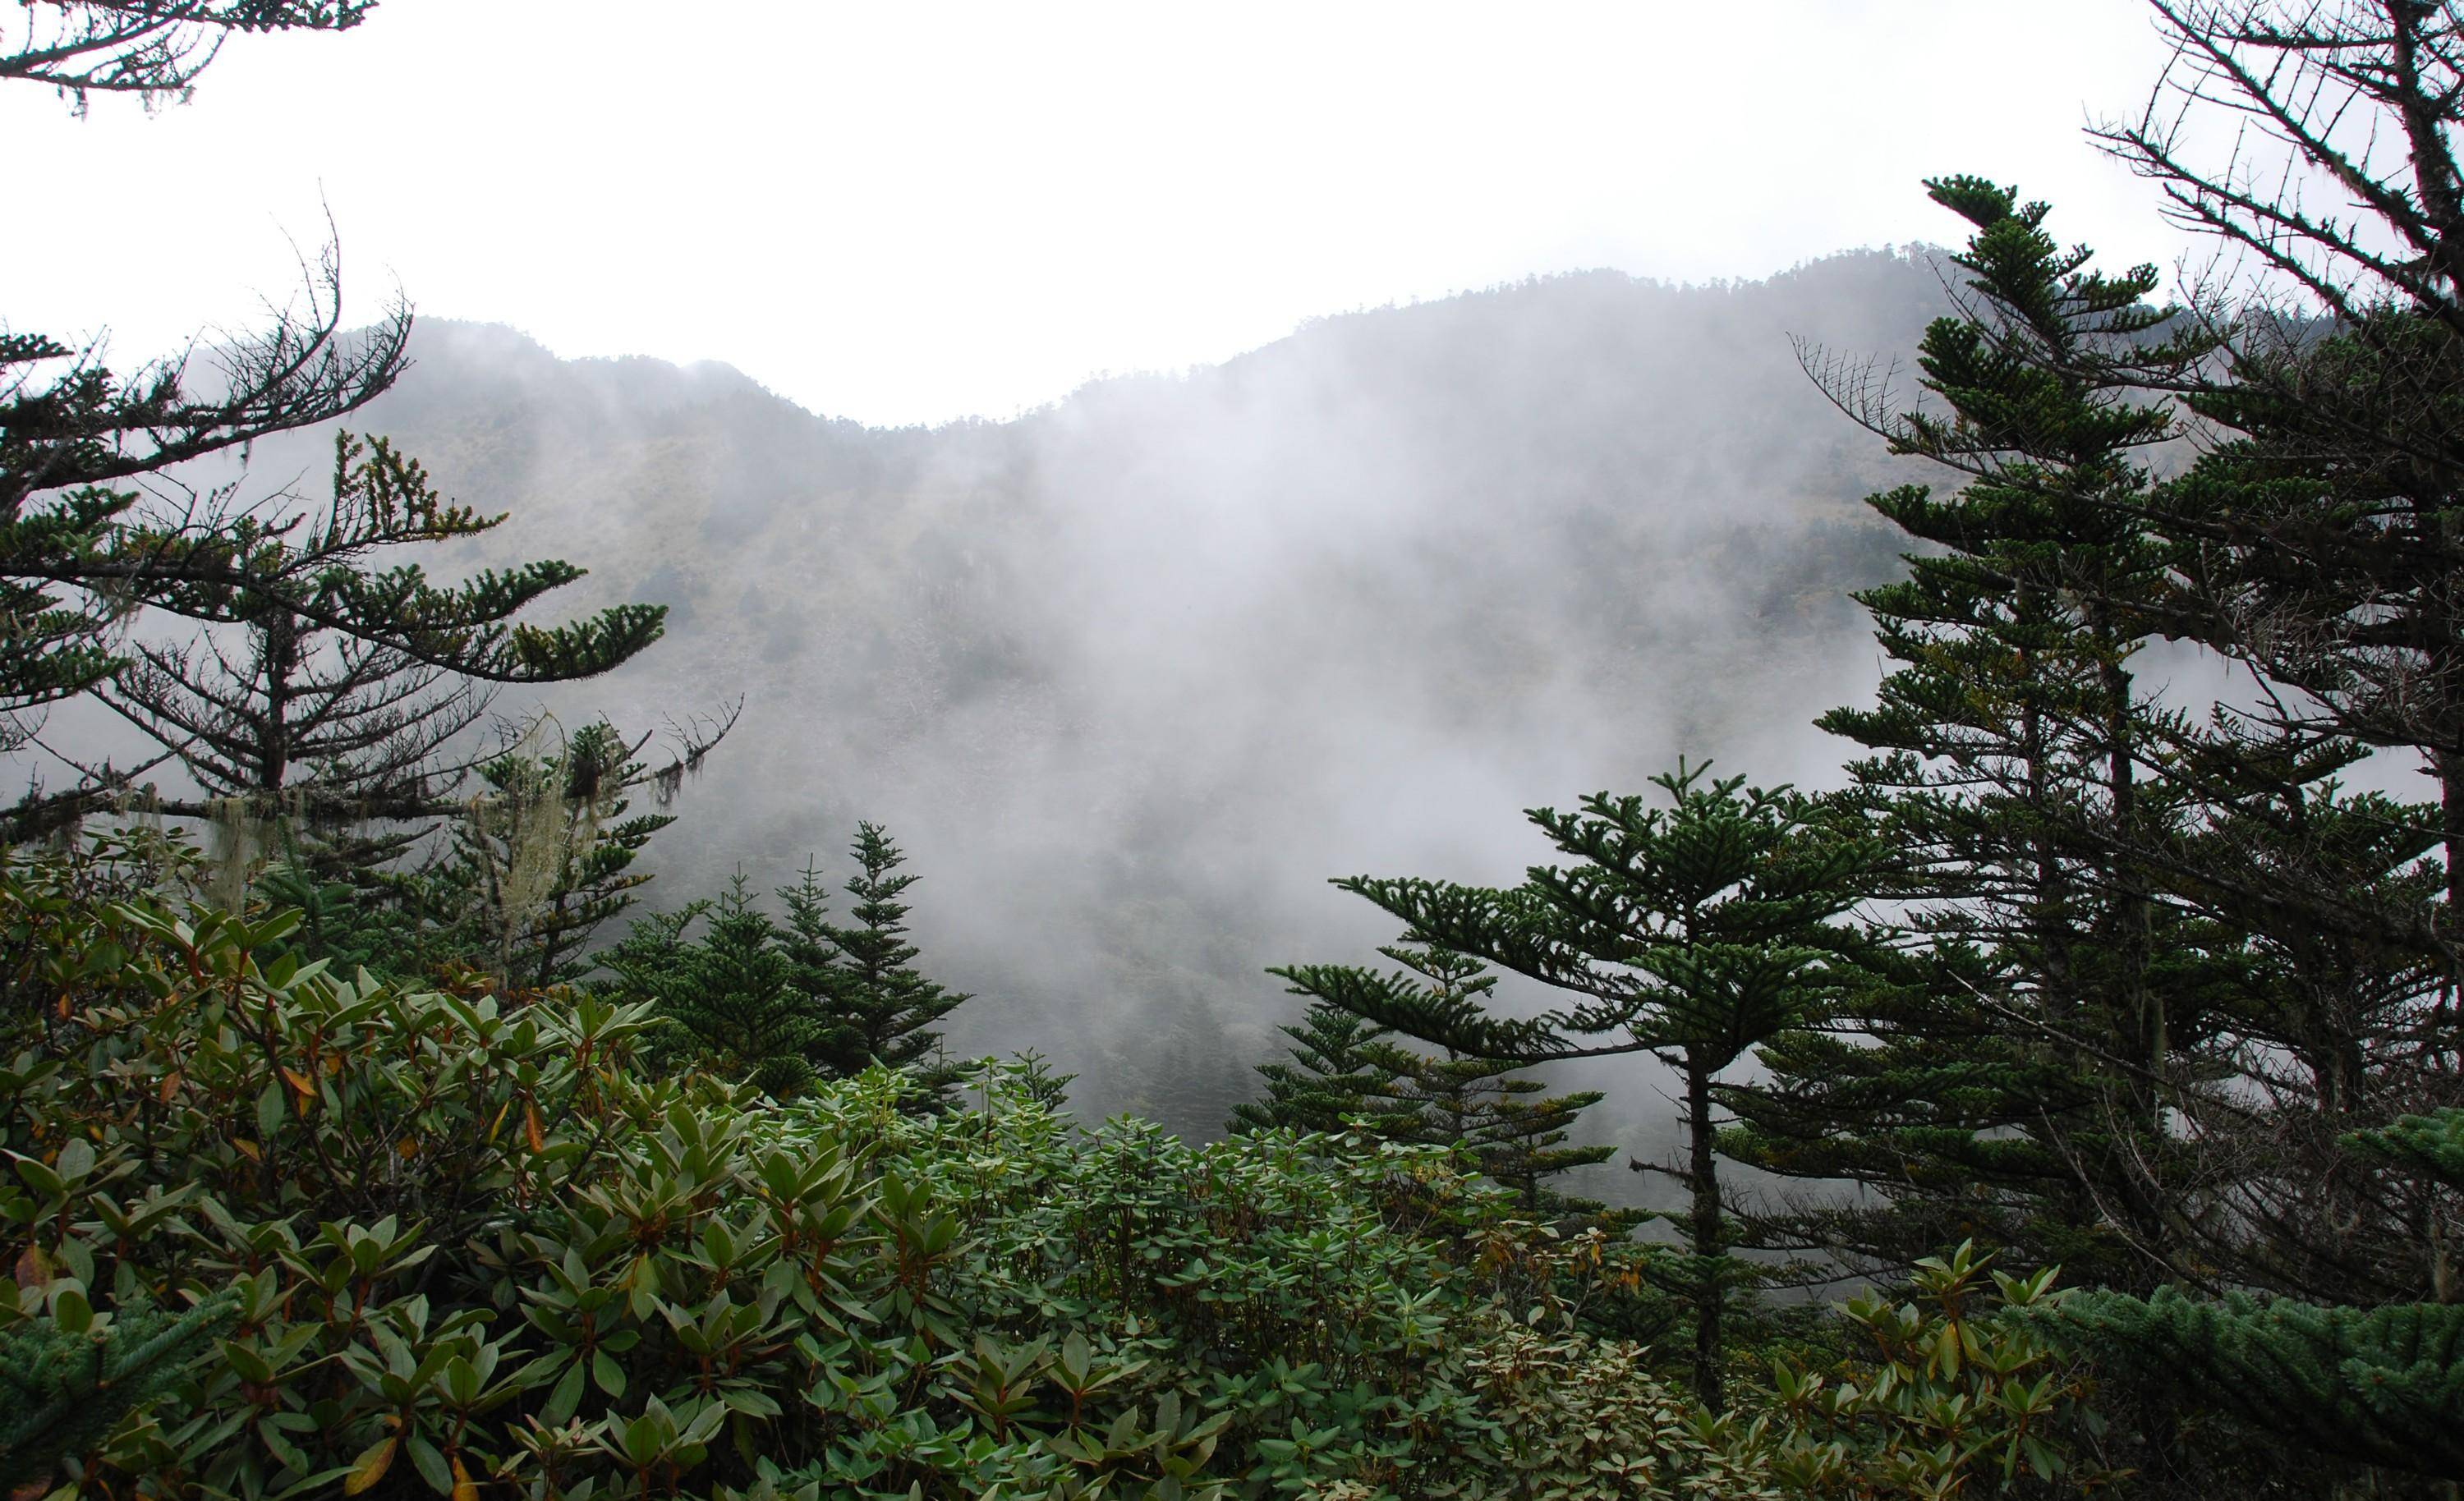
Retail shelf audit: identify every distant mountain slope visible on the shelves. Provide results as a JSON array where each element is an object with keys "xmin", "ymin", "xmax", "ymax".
[{"xmin": 98, "ymin": 249, "xmax": 1955, "ymax": 1144}]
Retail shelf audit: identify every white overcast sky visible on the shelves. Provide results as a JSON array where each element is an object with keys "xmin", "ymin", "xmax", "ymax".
[{"xmin": 5, "ymin": 1, "xmax": 2204, "ymax": 428}]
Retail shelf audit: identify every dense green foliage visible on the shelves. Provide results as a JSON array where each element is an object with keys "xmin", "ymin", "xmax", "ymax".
[
  {"xmin": 0, "ymin": 838, "xmax": 2128, "ymax": 1498},
  {"xmin": 594, "ymin": 827, "xmax": 969, "ymax": 1105},
  {"xmin": 1275, "ymin": 53, "xmax": 2464, "ymax": 1485},
  {"xmin": 1763, "ymin": 1244, "xmax": 2115, "ymax": 1500},
  {"xmin": 2030, "ymin": 1106, "xmax": 2464, "ymax": 1481},
  {"xmin": 1225, "ymin": 1004, "xmax": 1393, "ymax": 1140},
  {"xmin": 1719, "ymin": 175, "xmax": 2208, "ymax": 1293},
  {"xmin": 0, "ymin": 848, "xmax": 1842, "ymax": 1500},
  {"xmin": 1279, "ymin": 763, "xmax": 1873, "ymax": 1409},
  {"xmin": 0, "ymin": 1292, "xmax": 236, "ymax": 1490},
  {"xmin": 2037, "ymin": 1288, "xmax": 2462, "ymax": 1480},
  {"xmin": 1239, "ymin": 946, "xmax": 1625, "ymax": 1232}
]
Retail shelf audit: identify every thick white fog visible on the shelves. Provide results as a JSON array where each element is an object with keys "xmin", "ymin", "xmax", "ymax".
[{"xmin": 20, "ymin": 252, "xmax": 1993, "ymax": 1219}]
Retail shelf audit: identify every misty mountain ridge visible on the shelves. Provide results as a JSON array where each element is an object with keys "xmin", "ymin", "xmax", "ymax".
[{"xmin": 91, "ymin": 247, "xmax": 1957, "ymax": 1164}]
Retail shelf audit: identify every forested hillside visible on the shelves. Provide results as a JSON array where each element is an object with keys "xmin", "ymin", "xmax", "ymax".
[{"xmin": 166, "ymin": 254, "xmax": 1944, "ymax": 1132}]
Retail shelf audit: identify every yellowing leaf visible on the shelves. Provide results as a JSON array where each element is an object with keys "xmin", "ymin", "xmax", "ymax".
[
  {"xmin": 397, "ymin": 1138, "xmax": 418, "ymax": 1161},
  {"xmin": 14, "ymin": 1243, "xmax": 55, "ymax": 1291},
  {"xmin": 525, "ymin": 1103, "xmax": 545, "ymax": 1154},
  {"xmin": 450, "ymin": 1451, "xmax": 479, "ymax": 1501},
  {"xmin": 342, "ymin": 1434, "xmax": 398, "ymax": 1496}
]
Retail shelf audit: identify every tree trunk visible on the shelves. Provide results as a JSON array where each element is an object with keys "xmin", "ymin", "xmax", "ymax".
[
  {"xmin": 2016, "ymin": 614, "xmax": 2076, "ymax": 1023},
  {"xmin": 2100, "ymin": 650, "xmax": 2158, "ymax": 1107},
  {"xmin": 256, "ymin": 608, "xmax": 299, "ymax": 794},
  {"xmin": 1685, "ymin": 1054, "xmax": 1724, "ymax": 1411}
]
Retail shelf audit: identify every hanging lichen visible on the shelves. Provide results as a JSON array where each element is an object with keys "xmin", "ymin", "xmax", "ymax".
[
  {"xmin": 203, "ymin": 795, "xmax": 269, "ymax": 912},
  {"xmin": 466, "ymin": 716, "xmax": 612, "ymax": 984},
  {"xmin": 118, "ymin": 786, "xmax": 180, "ymax": 897}
]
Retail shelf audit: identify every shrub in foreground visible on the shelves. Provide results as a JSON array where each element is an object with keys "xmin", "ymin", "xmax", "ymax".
[{"xmin": 0, "ymin": 857, "xmax": 1782, "ymax": 1500}]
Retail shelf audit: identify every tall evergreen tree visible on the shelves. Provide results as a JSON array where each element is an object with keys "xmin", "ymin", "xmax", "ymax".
[
  {"xmin": 819, "ymin": 823, "xmax": 970, "ymax": 1097},
  {"xmin": 777, "ymin": 853, "xmax": 847, "ymax": 1026},
  {"xmin": 599, "ymin": 834, "xmax": 971, "ymax": 1100},
  {"xmin": 1280, "ymin": 762, "xmax": 1871, "ymax": 1409},
  {"xmin": 2152, "ymin": 315, "xmax": 2464, "ymax": 990},
  {"xmin": 2, "ymin": 6, "xmax": 401, "ymax": 755},
  {"xmin": 1363, "ymin": 1041, "xmax": 1620, "ymax": 1226},
  {"xmin": 2089, "ymin": 3, "xmax": 2463, "ymax": 1329},
  {"xmin": 1727, "ymin": 177, "xmax": 2222, "ymax": 1290},
  {"xmin": 90, "ymin": 430, "xmax": 662, "ymax": 824},
  {"xmin": 2095, "ymin": 0, "xmax": 2464, "ymax": 877},
  {"xmin": 2152, "ymin": 765, "xmax": 2451, "ymax": 1306},
  {"xmin": 2, "ymin": 6, "xmax": 684, "ymax": 863},
  {"xmin": 75, "ymin": 432, "xmax": 657, "ymax": 895},
  {"xmin": 100, "ymin": 437, "xmax": 486, "ymax": 804},
  {"xmin": 1754, "ymin": 158, "xmax": 2460, "ymax": 1489},
  {"xmin": 6, "ymin": 428, "xmax": 671, "ymax": 854},
  {"xmin": 631, "ymin": 871, "xmax": 850, "ymax": 1099}
]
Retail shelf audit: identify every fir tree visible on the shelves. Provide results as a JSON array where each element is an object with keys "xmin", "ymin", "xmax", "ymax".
[
  {"xmin": 103, "ymin": 438, "xmax": 498, "ymax": 810},
  {"xmin": 1455, "ymin": 1076, "xmax": 1622, "ymax": 1228},
  {"xmin": 819, "ymin": 823, "xmax": 970, "ymax": 1098},
  {"xmin": 591, "ymin": 902, "xmax": 700, "ymax": 1017},
  {"xmin": 2163, "ymin": 769, "xmax": 2448, "ymax": 1304},
  {"xmin": 1364, "ymin": 1042, "xmax": 1620, "ymax": 1225},
  {"xmin": 776, "ymin": 855, "xmax": 847, "ymax": 1032},
  {"xmin": 2094, "ymin": 0, "xmax": 2464, "ymax": 962},
  {"xmin": 2, "ymin": 5, "xmax": 398, "ymax": 752},
  {"xmin": 1, "ymin": 1292, "xmax": 235, "ymax": 1490},
  {"xmin": 74, "ymin": 434, "xmax": 667, "ymax": 871},
  {"xmin": 2154, "ymin": 314, "xmax": 2464, "ymax": 994},
  {"xmin": 1266, "ymin": 944, "xmax": 1624, "ymax": 1227},
  {"xmin": 1766, "ymin": 119, "xmax": 2464, "ymax": 1483},
  {"xmin": 599, "ymin": 834, "xmax": 970, "ymax": 1100},
  {"xmin": 1227, "ymin": 999, "xmax": 1396, "ymax": 1136},
  {"xmin": 1727, "ymin": 177, "xmax": 2219, "ymax": 1290},
  {"xmin": 642, "ymin": 871, "xmax": 850, "ymax": 1098},
  {"xmin": 1280, "ymin": 762, "xmax": 1872, "ymax": 1409},
  {"xmin": 2038, "ymin": 1110, "xmax": 2464, "ymax": 1482}
]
